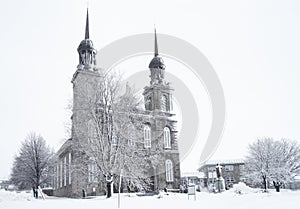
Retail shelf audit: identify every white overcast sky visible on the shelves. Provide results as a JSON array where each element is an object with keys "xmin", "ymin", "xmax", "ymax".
[{"xmin": 1, "ymin": 0, "xmax": 300, "ymax": 179}]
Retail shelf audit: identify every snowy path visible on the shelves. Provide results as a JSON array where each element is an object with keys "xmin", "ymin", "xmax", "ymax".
[{"xmin": 1, "ymin": 189, "xmax": 300, "ymax": 209}]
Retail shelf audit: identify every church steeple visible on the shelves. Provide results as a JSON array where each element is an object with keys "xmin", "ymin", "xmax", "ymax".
[
  {"xmin": 77, "ymin": 8, "xmax": 97, "ymax": 71},
  {"xmin": 154, "ymin": 27, "xmax": 158, "ymax": 57},
  {"xmin": 149, "ymin": 28, "xmax": 165, "ymax": 85},
  {"xmin": 85, "ymin": 8, "xmax": 90, "ymax": 39},
  {"xmin": 144, "ymin": 28, "xmax": 173, "ymax": 112}
]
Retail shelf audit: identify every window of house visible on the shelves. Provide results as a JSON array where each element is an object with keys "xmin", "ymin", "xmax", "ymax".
[
  {"xmin": 225, "ymin": 165, "xmax": 234, "ymax": 171},
  {"xmin": 208, "ymin": 171, "xmax": 217, "ymax": 179},
  {"xmin": 239, "ymin": 164, "xmax": 245, "ymax": 171},
  {"xmin": 226, "ymin": 176, "xmax": 235, "ymax": 183},
  {"xmin": 165, "ymin": 160, "xmax": 174, "ymax": 182},
  {"xmin": 144, "ymin": 125, "xmax": 151, "ymax": 148},
  {"xmin": 164, "ymin": 127, "xmax": 171, "ymax": 148}
]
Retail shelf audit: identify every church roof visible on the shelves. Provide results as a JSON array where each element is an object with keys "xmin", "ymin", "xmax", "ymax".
[
  {"xmin": 56, "ymin": 138, "xmax": 72, "ymax": 157},
  {"xmin": 149, "ymin": 56, "xmax": 165, "ymax": 69}
]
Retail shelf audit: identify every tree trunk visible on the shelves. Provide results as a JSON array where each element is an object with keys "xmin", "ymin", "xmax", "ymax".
[
  {"xmin": 273, "ymin": 181, "xmax": 281, "ymax": 192},
  {"xmin": 107, "ymin": 181, "xmax": 113, "ymax": 198},
  {"xmin": 262, "ymin": 176, "xmax": 267, "ymax": 192}
]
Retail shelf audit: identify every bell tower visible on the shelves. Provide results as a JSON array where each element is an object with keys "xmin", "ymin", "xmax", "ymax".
[
  {"xmin": 71, "ymin": 8, "xmax": 101, "ymax": 144},
  {"xmin": 143, "ymin": 28, "xmax": 173, "ymax": 113},
  {"xmin": 69, "ymin": 8, "xmax": 102, "ymax": 197},
  {"xmin": 142, "ymin": 29, "xmax": 181, "ymax": 191}
]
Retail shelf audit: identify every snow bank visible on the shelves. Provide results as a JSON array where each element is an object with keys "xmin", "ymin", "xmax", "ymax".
[
  {"xmin": 0, "ymin": 189, "xmax": 33, "ymax": 202},
  {"xmin": 1, "ymin": 189, "xmax": 300, "ymax": 209},
  {"xmin": 230, "ymin": 182, "xmax": 257, "ymax": 194}
]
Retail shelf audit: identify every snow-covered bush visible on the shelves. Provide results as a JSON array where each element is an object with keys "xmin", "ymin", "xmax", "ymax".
[{"xmin": 232, "ymin": 182, "xmax": 256, "ymax": 194}]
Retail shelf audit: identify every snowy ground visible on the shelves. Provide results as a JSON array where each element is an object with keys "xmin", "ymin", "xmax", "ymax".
[{"xmin": 1, "ymin": 185, "xmax": 300, "ymax": 209}]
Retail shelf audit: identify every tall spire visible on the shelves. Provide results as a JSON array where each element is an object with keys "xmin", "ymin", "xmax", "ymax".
[
  {"xmin": 154, "ymin": 27, "xmax": 158, "ymax": 57},
  {"xmin": 77, "ymin": 7, "xmax": 96, "ymax": 71},
  {"xmin": 85, "ymin": 8, "xmax": 89, "ymax": 39}
]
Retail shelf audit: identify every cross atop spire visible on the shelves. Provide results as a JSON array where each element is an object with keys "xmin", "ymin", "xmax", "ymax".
[
  {"xmin": 85, "ymin": 8, "xmax": 89, "ymax": 39},
  {"xmin": 154, "ymin": 27, "xmax": 158, "ymax": 57}
]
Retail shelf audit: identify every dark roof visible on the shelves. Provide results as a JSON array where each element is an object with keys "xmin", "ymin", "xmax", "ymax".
[{"xmin": 149, "ymin": 56, "xmax": 165, "ymax": 69}]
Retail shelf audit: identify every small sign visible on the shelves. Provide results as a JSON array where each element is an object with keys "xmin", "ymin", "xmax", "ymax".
[{"xmin": 188, "ymin": 185, "xmax": 196, "ymax": 200}]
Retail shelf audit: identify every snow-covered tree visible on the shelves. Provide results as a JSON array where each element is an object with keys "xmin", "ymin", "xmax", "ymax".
[
  {"xmin": 244, "ymin": 138, "xmax": 300, "ymax": 192},
  {"xmin": 10, "ymin": 133, "xmax": 53, "ymax": 191},
  {"xmin": 73, "ymin": 73, "xmax": 162, "ymax": 198}
]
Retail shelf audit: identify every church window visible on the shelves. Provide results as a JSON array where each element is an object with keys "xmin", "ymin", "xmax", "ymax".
[
  {"xmin": 164, "ymin": 127, "xmax": 171, "ymax": 148},
  {"xmin": 127, "ymin": 125, "xmax": 135, "ymax": 146},
  {"xmin": 60, "ymin": 160, "xmax": 63, "ymax": 188},
  {"xmin": 144, "ymin": 125, "xmax": 151, "ymax": 148},
  {"xmin": 64, "ymin": 156, "xmax": 67, "ymax": 186},
  {"xmin": 128, "ymin": 138, "xmax": 135, "ymax": 146},
  {"xmin": 112, "ymin": 135, "xmax": 118, "ymax": 146},
  {"xmin": 68, "ymin": 152, "xmax": 72, "ymax": 185},
  {"xmin": 165, "ymin": 160, "xmax": 174, "ymax": 182},
  {"xmin": 56, "ymin": 164, "xmax": 59, "ymax": 189},
  {"xmin": 88, "ymin": 160, "xmax": 97, "ymax": 183},
  {"xmin": 161, "ymin": 95, "xmax": 168, "ymax": 111}
]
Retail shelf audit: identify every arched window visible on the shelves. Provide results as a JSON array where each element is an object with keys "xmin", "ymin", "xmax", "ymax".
[
  {"xmin": 144, "ymin": 125, "xmax": 151, "ymax": 148},
  {"xmin": 161, "ymin": 95, "xmax": 168, "ymax": 111},
  {"xmin": 127, "ymin": 125, "xmax": 135, "ymax": 147},
  {"xmin": 145, "ymin": 96, "xmax": 152, "ymax": 110},
  {"xmin": 165, "ymin": 160, "xmax": 174, "ymax": 182},
  {"xmin": 112, "ymin": 135, "xmax": 118, "ymax": 146},
  {"xmin": 164, "ymin": 127, "xmax": 171, "ymax": 148},
  {"xmin": 88, "ymin": 159, "xmax": 97, "ymax": 183},
  {"xmin": 128, "ymin": 138, "xmax": 135, "ymax": 146}
]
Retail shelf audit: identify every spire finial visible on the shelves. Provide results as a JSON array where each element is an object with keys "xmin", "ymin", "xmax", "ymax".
[
  {"xmin": 85, "ymin": 8, "xmax": 89, "ymax": 39},
  {"xmin": 154, "ymin": 26, "xmax": 158, "ymax": 57}
]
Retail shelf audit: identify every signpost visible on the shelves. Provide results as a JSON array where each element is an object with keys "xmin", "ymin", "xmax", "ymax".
[
  {"xmin": 188, "ymin": 184, "xmax": 196, "ymax": 200},
  {"xmin": 118, "ymin": 169, "xmax": 123, "ymax": 208}
]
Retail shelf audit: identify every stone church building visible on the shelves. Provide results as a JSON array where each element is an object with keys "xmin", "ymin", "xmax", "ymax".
[{"xmin": 53, "ymin": 10, "xmax": 181, "ymax": 197}]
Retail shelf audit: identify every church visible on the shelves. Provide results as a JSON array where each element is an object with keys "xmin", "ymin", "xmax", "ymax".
[{"xmin": 53, "ymin": 10, "xmax": 181, "ymax": 198}]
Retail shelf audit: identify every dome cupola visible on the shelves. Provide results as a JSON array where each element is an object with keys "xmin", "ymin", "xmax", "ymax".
[
  {"xmin": 149, "ymin": 28, "xmax": 166, "ymax": 85},
  {"xmin": 77, "ymin": 9, "xmax": 97, "ymax": 70}
]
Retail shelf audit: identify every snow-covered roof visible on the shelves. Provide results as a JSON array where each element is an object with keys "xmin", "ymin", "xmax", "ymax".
[
  {"xmin": 56, "ymin": 138, "xmax": 72, "ymax": 157},
  {"xmin": 203, "ymin": 159, "xmax": 245, "ymax": 166},
  {"xmin": 181, "ymin": 172, "xmax": 205, "ymax": 178}
]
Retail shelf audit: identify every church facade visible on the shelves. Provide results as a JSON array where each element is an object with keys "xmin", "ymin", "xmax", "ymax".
[{"xmin": 53, "ymin": 10, "xmax": 181, "ymax": 198}]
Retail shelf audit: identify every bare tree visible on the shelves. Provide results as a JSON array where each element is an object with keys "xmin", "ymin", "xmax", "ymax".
[
  {"xmin": 244, "ymin": 138, "xmax": 300, "ymax": 192},
  {"xmin": 73, "ymin": 73, "xmax": 161, "ymax": 198},
  {"xmin": 10, "ymin": 133, "xmax": 53, "ymax": 193}
]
